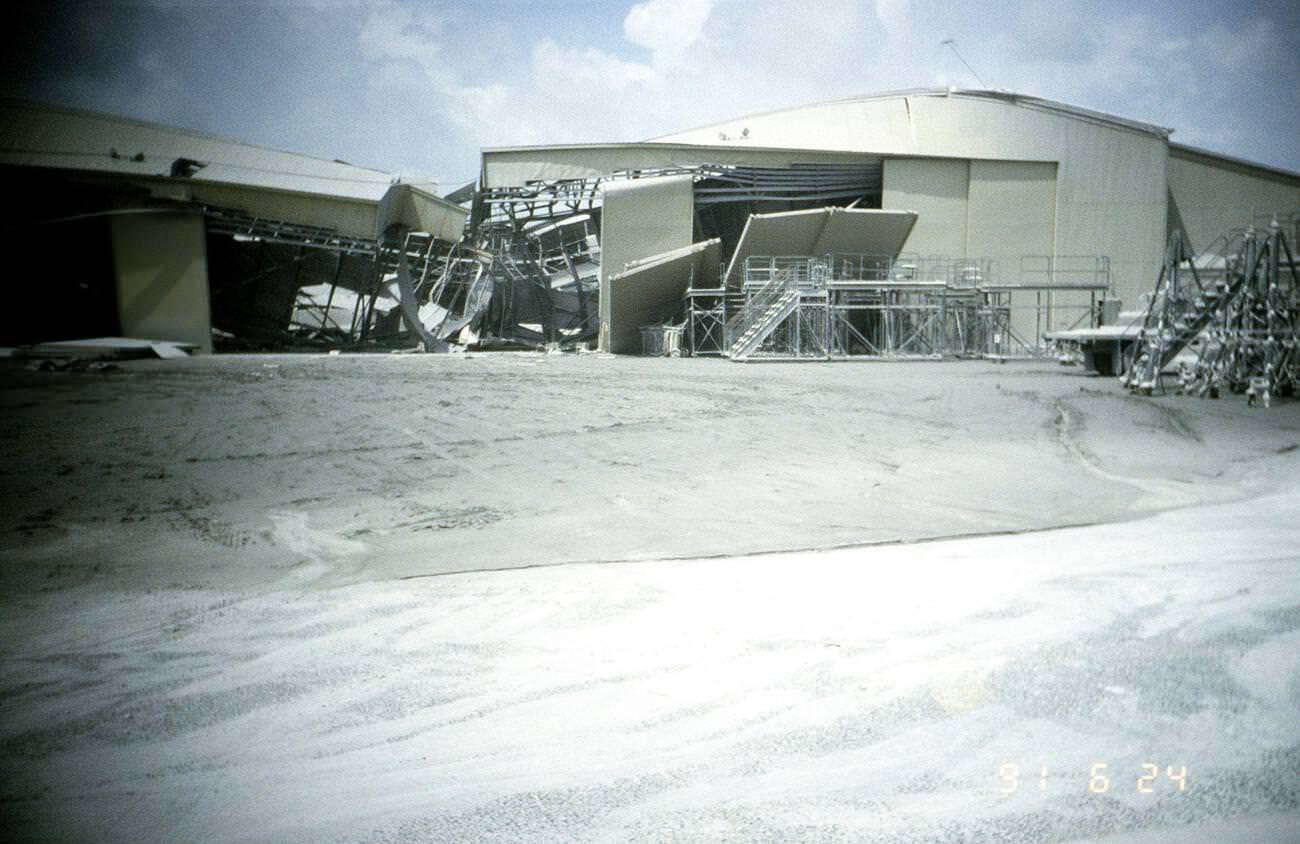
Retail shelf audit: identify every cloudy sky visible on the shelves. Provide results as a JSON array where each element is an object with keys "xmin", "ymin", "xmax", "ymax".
[{"xmin": 5, "ymin": 0, "xmax": 1297, "ymax": 188}]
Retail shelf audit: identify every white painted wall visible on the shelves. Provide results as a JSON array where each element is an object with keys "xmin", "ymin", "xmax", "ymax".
[
  {"xmin": 490, "ymin": 93, "xmax": 1298, "ymax": 330},
  {"xmin": 607, "ymin": 240, "xmax": 721, "ymax": 355},
  {"xmin": 966, "ymin": 160, "xmax": 1057, "ymax": 281}
]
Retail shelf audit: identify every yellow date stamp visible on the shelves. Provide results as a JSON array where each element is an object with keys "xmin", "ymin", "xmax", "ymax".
[{"xmin": 998, "ymin": 763, "xmax": 1188, "ymax": 794}]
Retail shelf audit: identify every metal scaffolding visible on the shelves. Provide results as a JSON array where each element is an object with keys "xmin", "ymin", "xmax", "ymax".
[
  {"xmin": 687, "ymin": 252, "xmax": 1109, "ymax": 361},
  {"xmin": 1161, "ymin": 220, "xmax": 1299, "ymax": 405}
]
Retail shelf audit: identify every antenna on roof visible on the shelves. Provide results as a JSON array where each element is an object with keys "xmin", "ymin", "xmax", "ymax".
[{"xmin": 940, "ymin": 38, "xmax": 987, "ymax": 89}]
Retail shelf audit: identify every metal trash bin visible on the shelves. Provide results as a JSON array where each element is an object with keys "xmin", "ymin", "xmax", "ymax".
[{"xmin": 640, "ymin": 324, "xmax": 684, "ymax": 357}]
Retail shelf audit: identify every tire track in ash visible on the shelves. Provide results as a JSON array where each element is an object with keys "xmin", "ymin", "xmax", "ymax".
[{"xmin": 1051, "ymin": 398, "xmax": 1211, "ymax": 510}]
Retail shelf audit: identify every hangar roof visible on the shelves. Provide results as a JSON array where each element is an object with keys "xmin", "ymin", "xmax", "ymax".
[
  {"xmin": 482, "ymin": 89, "xmax": 1188, "ymax": 188},
  {"xmin": 1169, "ymin": 141, "xmax": 1300, "ymax": 184},
  {"xmin": 650, "ymin": 88, "xmax": 1174, "ymax": 144},
  {"xmin": 0, "ymin": 98, "xmax": 468, "ymax": 241},
  {"xmin": 0, "ymin": 97, "xmax": 433, "ymax": 201}
]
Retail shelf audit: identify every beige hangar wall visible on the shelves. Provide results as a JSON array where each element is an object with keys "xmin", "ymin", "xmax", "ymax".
[
  {"xmin": 966, "ymin": 160, "xmax": 1058, "ymax": 283},
  {"xmin": 883, "ymin": 157, "xmax": 1058, "ymax": 272},
  {"xmin": 110, "ymin": 211, "xmax": 213, "ymax": 353},
  {"xmin": 657, "ymin": 92, "xmax": 1169, "ymax": 309},
  {"xmin": 886, "ymin": 157, "xmax": 1084, "ymax": 339},
  {"xmin": 1167, "ymin": 149, "xmax": 1300, "ymax": 254},
  {"xmin": 881, "ymin": 158, "xmax": 969, "ymax": 258}
]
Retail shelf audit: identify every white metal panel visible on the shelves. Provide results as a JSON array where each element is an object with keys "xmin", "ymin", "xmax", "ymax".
[
  {"xmin": 376, "ymin": 183, "xmax": 471, "ymax": 242},
  {"xmin": 653, "ymin": 89, "xmax": 1167, "ymax": 155},
  {"xmin": 966, "ymin": 160, "xmax": 1057, "ymax": 269},
  {"xmin": 810, "ymin": 208, "xmax": 917, "ymax": 257},
  {"xmin": 0, "ymin": 99, "xmax": 407, "ymax": 201},
  {"xmin": 1053, "ymin": 117, "xmax": 1166, "ymax": 304},
  {"xmin": 724, "ymin": 208, "xmax": 918, "ymax": 286},
  {"xmin": 966, "ymin": 161, "xmax": 1060, "ymax": 338},
  {"xmin": 177, "ymin": 181, "xmax": 380, "ymax": 239}
]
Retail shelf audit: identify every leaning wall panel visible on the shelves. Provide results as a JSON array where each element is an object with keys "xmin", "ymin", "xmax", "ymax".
[
  {"xmin": 111, "ymin": 211, "xmax": 213, "ymax": 352},
  {"xmin": 599, "ymin": 175, "xmax": 695, "ymax": 352}
]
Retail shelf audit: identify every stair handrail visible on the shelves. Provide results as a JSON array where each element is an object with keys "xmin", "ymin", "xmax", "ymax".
[{"xmin": 723, "ymin": 263, "xmax": 799, "ymax": 353}]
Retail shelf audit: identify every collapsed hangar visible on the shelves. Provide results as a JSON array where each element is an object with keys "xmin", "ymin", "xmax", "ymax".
[
  {"xmin": 0, "ymin": 97, "xmax": 467, "ymax": 353},
  {"xmin": 1, "ymin": 89, "xmax": 1296, "ymax": 362},
  {"xmin": 477, "ymin": 88, "xmax": 1299, "ymax": 356}
]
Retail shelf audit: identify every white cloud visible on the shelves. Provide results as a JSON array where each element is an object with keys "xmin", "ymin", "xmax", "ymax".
[
  {"xmin": 357, "ymin": 3, "xmax": 451, "ymax": 84},
  {"xmin": 533, "ymin": 39, "xmax": 656, "ymax": 94},
  {"xmin": 623, "ymin": 0, "xmax": 713, "ymax": 66},
  {"xmin": 346, "ymin": 0, "xmax": 1297, "ymax": 180},
  {"xmin": 873, "ymin": 0, "xmax": 913, "ymax": 43}
]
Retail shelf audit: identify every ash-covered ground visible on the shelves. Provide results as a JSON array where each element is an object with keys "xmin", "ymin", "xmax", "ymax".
[{"xmin": 1, "ymin": 354, "xmax": 1297, "ymax": 843}]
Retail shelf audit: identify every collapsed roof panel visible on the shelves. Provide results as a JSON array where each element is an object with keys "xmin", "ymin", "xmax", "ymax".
[
  {"xmin": 607, "ymin": 239, "xmax": 722, "ymax": 354},
  {"xmin": 724, "ymin": 207, "xmax": 919, "ymax": 287},
  {"xmin": 375, "ymin": 183, "xmax": 470, "ymax": 243},
  {"xmin": 0, "ymin": 98, "xmax": 411, "ymax": 198}
]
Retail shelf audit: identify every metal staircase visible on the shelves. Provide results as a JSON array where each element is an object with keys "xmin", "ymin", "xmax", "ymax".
[
  {"xmin": 1126, "ymin": 222, "xmax": 1299, "ymax": 401},
  {"xmin": 1124, "ymin": 230, "xmax": 1228, "ymax": 393},
  {"xmin": 724, "ymin": 268, "xmax": 800, "ymax": 360},
  {"xmin": 1179, "ymin": 221, "xmax": 1300, "ymax": 403}
]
